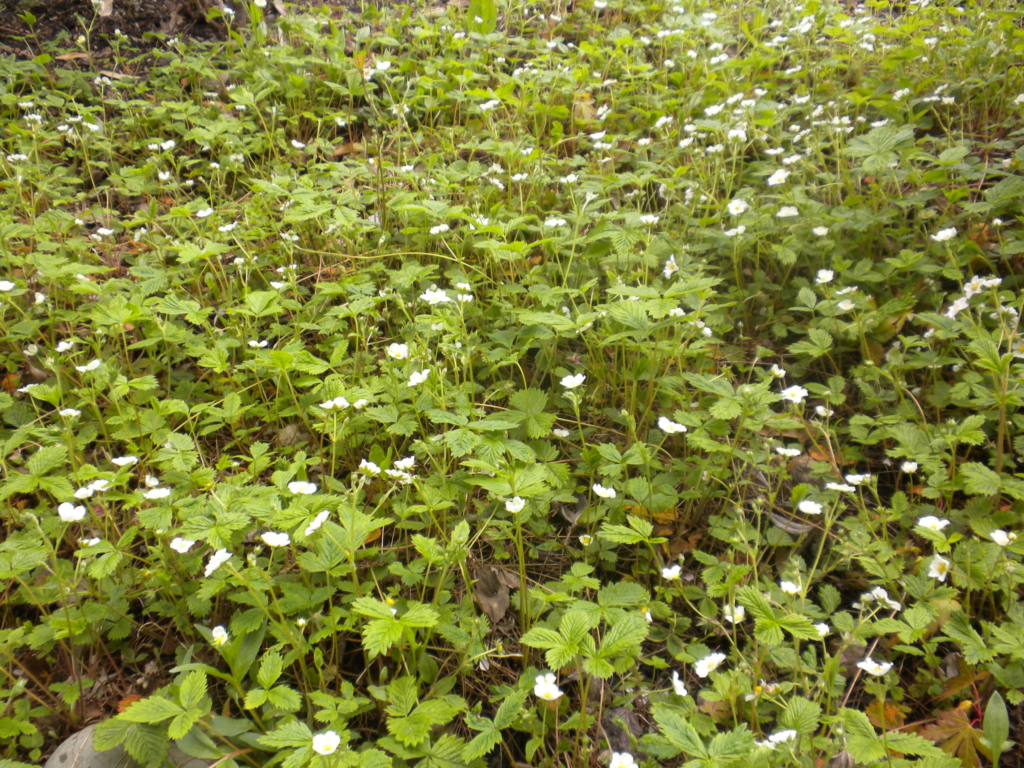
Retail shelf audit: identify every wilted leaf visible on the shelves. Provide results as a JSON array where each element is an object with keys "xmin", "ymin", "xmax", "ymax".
[
  {"xmin": 474, "ymin": 567, "xmax": 509, "ymax": 625},
  {"xmin": 919, "ymin": 707, "xmax": 991, "ymax": 768}
]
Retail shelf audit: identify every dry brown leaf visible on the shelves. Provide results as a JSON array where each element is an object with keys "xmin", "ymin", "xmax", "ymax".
[
  {"xmin": 474, "ymin": 566, "xmax": 510, "ymax": 625},
  {"xmin": 332, "ymin": 142, "xmax": 363, "ymax": 157}
]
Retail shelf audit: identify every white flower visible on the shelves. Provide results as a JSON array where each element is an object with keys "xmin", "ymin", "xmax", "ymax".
[
  {"xmin": 291, "ymin": 140, "xmax": 306, "ymax": 149},
  {"xmin": 658, "ymin": 416, "xmax": 687, "ymax": 434},
  {"xmin": 58, "ymin": 502, "xmax": 86, "ymax": 522},
  {"xmin": 901, "ymin": 461, "xmax": 918, "ymax": 472},
  {"xmin": 593, "ymin": 483, "xmax": 616, "ymax": 499},
  {"xmin": 387, "ymin": 343, "xmax": 409, "ymax": 359},
  {"xmin": 694, "ymin": 652, "xmax": 726, "ymax": 677},
  {"xmin": 211, "ymin": 626, "xmax": 229, "ymax": 646},
  {"xmin": 639, "ymin": 214, "xmax": 659, "ymax": 225},
  {"xmin": 59, "ymin": 408, "xmax": 81, "ymax": 418},
  {"xmin": 780, "ymin": 385, "xmax": 809, "ymax": 403},
  {"xmin": 777, "ymin": 206, "xmax": 799, "ymax": 218},
  {"xmin": 815, "ymin": 405, "xmax": 834, "ymax": 418},
  {"xmin": 816, "ymin": 269, "xmax": 834, "ymax": 284},
  {"xmin": 420, "ymin": 288, "xmax": 451, "ymax": 305},
  {"xmin": 662, "ymin": 564, "xmax": 682, "ymax": 579},
  {"xmin": 767, "ymin": 168, "xmax": 791, "ymax": 186},
  {"xmin": 360, "ymin": 459, "xmax": 381, "ymax": 475},
  {"xmin": 579, "ymin": 534, "xmax": 593, "ymax": 546},
  {"xmin": 798, "ymin": 499, "xmax": 823, "ymax": 515},
  {"xmin": 375, "ymin": 60, "xmax": 392, "ymax": 71},
  {"xmin": 144, "ymin": 487, "xmax": 171, "ymax": 500},
  {"xmin": 561, "ymin": 373, "xmax": 586, "ymax": 389},
  {"xmin": 79, "ymin": 537, "xmax": 101, "ymax": 548},
  {"xmin": 768, "ymin": 729, "xmax": 797, "ymax": 746},
  {"xmin": 671, "ymin": 670, "xmax": 688, "ymax": 696},
  {"xmin": 776, "ymin": 446, "xmax": 801, "ymax": 457},
  {"xmin": 727, "ymin": 199, "xmax": 749, "ymax": 216},
  {"xmin": 429, "ymin": 224, "xmax": 449, "ymax": 235},
  {"xmin": 663, "ymin": 255, "xmax": 679, "ymax": 279},
  {"xmin": 75, "ymin": 359, "xmax": 101, "ymax": 373},
  {"xmin": 204, "ymin": 549, "xmax": 232, "ymax": 577},
  {"xmin": 813, "ymin": 226, "xmax": 829, "ymax": 236},
  {"xmin": 195, "ymin": 208, "xmax": 214, "ymax": 218},
  {"xmin": 544, "ymin": 217, "xmax": 567, "ymax": 227},
  {"xmin": 408, "ymin": 369, "xmax": 430, "ymax": 386},
  {"xmin": 56, "ymin": 340, "xmax": 75, "ymax": 353},
  {"xmin": 844, "ymin": 473, "xmax": 871, "ymax": 485},
  {"xmin": 769, "ymin": 364, "xmax": 786, "ymax": 378},
  {"xmin": 815, "ymin": 622, "xmax": 830, "ymax": 637},
  {"xmin": 394, "ymin": 456, "xmax": 416, "ymax": 471},
  {"xmin": 304, "ymin": 510, "xmax": 332, "ymax": 537},
  {"xmin": 780, "ymin": 580, "xmax": 801, "ymax": 595},
  {"xmin": 288, "ymin": 481, "xmax": 317, "ymax": 495},
  {"xmin": 928, "ymin": 554, "xmax": 950, "ymax": 582},
  {"xmin": 945, "ymin": 296, "xmax": 969, "ymax": 319},
  {"xmin": 534, "ymin": 672, "xmax": 563, "ymax": 700},
  {"xmin": 857, "ymin": 658, "xmax": 892, "ymax": 676},
  {"xmin": 248, "ymin": 340, "xmax": 268, "ymax": 348},
  {"xmin": 837, "ymin": 299, "xmax": 855, "ymax": 312},
  {"xmin": 261, "ymin": 531, "xmax": 291, "ymax": 548},
  {"xmin": 724, "ymin": 604, "xmax": 745, "ymax": 624},
  {"xmin": 111, "ymin": 456, "xmax": 138, "ymax": 467},
  {"xmin": 0, "ymin": 280, "xmax": 16, "ymax": 292},
  {"xmin": 145, "ymin": 475, "xmax": 161, "ymax": 488},
  {"xmin": 170, "ymin": 537, "xmax": 195, "ymax": 553},
  {"xmin": 931, "ymin": 227, "xmax": 957, "ymax": 242},
  {"xmin": 609, "ymin": 753, "xmax": 639, "ymax": 768},
  {"xmin": 321, "ymin": 396, "xmax": 350, "ymax": 410},
  {"xmin": 505, "ymin": 496, "xmax": 526, "ymax": 513},
  {"xmin": 312, "ymin": 730, "xmax": 341, "ymax": 756},
  {"xmin": 826, "ymin": 482, "xmax": 855, "ymax": 492},
  {"xmin": 991, "ymin": 529, "xmax": 1016, "ymax": 546}
]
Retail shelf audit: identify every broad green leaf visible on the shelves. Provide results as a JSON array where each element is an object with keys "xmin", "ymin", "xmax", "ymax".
[{"xmin": 120, "ymin": 696, "xmax": 184, "ymax": 724}]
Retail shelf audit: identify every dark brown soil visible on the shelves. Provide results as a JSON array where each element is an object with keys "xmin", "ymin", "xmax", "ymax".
[{"xmin": 0, "ymin": 0, "xmax": 231, "ymax": 55}]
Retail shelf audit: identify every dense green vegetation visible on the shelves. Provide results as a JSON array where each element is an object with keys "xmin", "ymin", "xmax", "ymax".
[{"xmin": 2, "ymin": 0, "xmax": 1024, "ymax": 766}]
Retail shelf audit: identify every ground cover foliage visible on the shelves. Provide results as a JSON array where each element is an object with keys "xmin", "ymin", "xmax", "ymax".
[{"xmin": 1, "ymin": 0, "xmax": 1024, "ymax": 766}]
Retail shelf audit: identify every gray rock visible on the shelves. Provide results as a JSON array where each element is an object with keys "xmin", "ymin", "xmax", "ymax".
[{"xmin": 45, "ymin": 724, "xmax": 213, "ymax": 768}]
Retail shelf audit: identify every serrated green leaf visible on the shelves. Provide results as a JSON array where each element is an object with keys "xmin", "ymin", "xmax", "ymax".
[
  {"xmin": 267, "ymin": 686, "xmax": 302, "ymax": 712},
  {"xmin": 256, "ymin": 651, "xmax": 284, "ymax": 689},
  {"xmin": 178, "ymin": 670, "xmax": 207, "ymax": 711},
  {"xmin": 120, "ymin": 696, "xmax": 184, "ymax": 724},
  {"xmin": 258, "ymin": 720, "xmax": 313, "ymax": 749},
  {"xmin": 167, "ymin": 708, "xmax": 202, "ymax": 740}
]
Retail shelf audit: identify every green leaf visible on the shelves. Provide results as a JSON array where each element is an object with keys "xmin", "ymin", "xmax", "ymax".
[
  {"xmin": 167, "ymin": 708, "xmax": 203, "ymax": 740},
  {"xmin": 92, "ymin": 716, "xmax": 132, "ymax": 750},
  {"xmin": 942, "ymin": 612, "xmax": 994, "ymax": 664},
  {"xmin": 960, "ymin": 462, "xmax": 1002, "ymax": 497},
  {"xmin": 256, "ymin": 651, "xmax": 283, "ymax": 689},
  {"xmin": 267, "ymin": 686, "xmax": 303, "ymax": 712},
  {"xmin": 520, "ymin": 627, "xmax": 564, "ymax": 650},
  {"xmin": 27, "ymin": 445, "xmax": 66, "ymax": 477},
  {"xmin": 178, "ymin": 671, "xmax": 208, "ymax": 711},
  {"xmin": 598, "ymin": 614, "xmax": 648, "ymax": 657},
  {"xmin": 362, "ymin": 617, "xmax": 403, "ymax": 658},
  {"xmin": 399, "ymin": 603, "xmax": 439, "ymax": 628},
  {"xmin": 508, "ymin": 388, "xmax": 556, "ymax": 438},
  {"xmin": 258, "ymin": 720, "xmax": 313, "ymax": 749},
  {"xmin": 780, "ymin": 697, "xmax": 822, "ymax": 734},
  {"xmin": 983, "ymin": 691, "xmax": 1009, "ymax": 759},
  {"xmin": 493, "ymin": 690, "xmax": 528, "ymax": 728},
  {"xmin": 652, "ymin": 704, "xmax": 708, "ymax": 758},
  {"xmin": 120, "ymin": 696, "xmax": 184, "ymax": 724},
  {"xmin": 244, "ymin": 689, "xmax": 268, "ymax": 710},
  {"xmin": 463, "ymin": 723, "xmax": 501, "ymax": 761}
]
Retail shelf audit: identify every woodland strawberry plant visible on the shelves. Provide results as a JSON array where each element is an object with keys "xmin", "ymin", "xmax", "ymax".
[{"xmin": 1, "ymin": 0, "xmax": 1024, "ymax": 766}]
